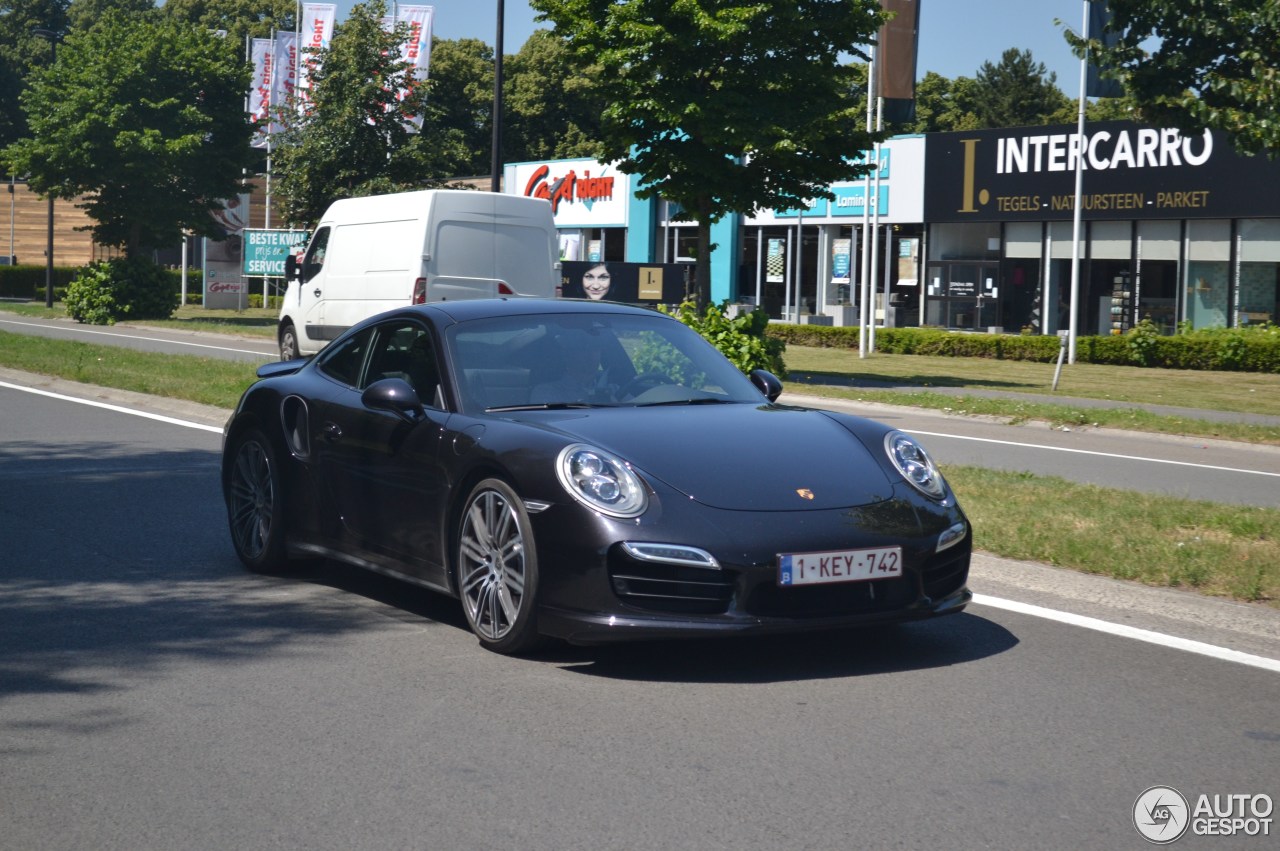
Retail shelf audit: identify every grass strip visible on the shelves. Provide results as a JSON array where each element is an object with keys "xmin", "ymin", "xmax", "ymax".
[
  {"xmin": 789, "ymin": 385, "xmax": 1280, "ymax": 445},
  {"xmin": 945, "ymin": 465, "xmax": 1280, "ymax": 608},
  {"xmin": 0, "ymin": 330, "xmax": 257, "ymax": 409},
  {"xmin": 783, "ymin": 345, "xmax": 1280, "ymax": 417}
]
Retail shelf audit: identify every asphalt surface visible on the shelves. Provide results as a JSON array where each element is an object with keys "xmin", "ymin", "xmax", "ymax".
[{"xmin": 1, "ymin": 376, "xmax": 1278, "ymax": 850}]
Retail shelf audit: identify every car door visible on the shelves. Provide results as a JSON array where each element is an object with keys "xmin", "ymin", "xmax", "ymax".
[{"xmin": 311, "ymin": 319, "xmax": 452, "ymax": 587}]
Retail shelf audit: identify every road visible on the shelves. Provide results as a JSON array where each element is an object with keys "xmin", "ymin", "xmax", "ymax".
[
  {"xmin": 1, "ymin": 375, "xmax": 1278, "ymax": 850},
  {"xmin": 3, "ymin": 313, "xmax": 1277, "ymax": 507}
]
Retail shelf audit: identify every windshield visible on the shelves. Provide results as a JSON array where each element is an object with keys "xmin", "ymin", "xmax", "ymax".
[{"xmin": 446, "ymin": 311, "xmax": 764, "ymax": 413}]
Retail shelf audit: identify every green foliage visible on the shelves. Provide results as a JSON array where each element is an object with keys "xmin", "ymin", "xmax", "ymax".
[
  {"xmin": 64, "ymin": 257, "xmax": 179, "ymax": 325},
  {"xmin": 159, "ymin": 0, "xmax": 297, "ymax": 42},
  {"xmin": 1126, "ymin": 318, "xmax": 1161, "ymax": 366},
  {"xmin": 766, "ymin": 324, "xmax": 1280, "ymax": 373},
  {"xmin": 246, "ymin": 293, "xmax": 282, "ymax": 310},
  {"xmin": 0, "ymin": 264, "xmax": 80, "ymax": 298},
  {"xmin": 2, "ymin": 10, "xmax": 257, "ymax": 256},
  {"xmin": 531, "ymin": 0, "xmax": 888, "ymax": 306},
  {"xmin": 503, "ymin": 29, "xmax": 606, "ymax": 163},
  {"xmin": 0, "ymin": 0, "xmax": 70, "ymax": 152},
  {"xmin": 972, "ymin": 48, "xmax": 1073, "ymax": 128},
  {"xmin": 1065, "ymin": 0, "xmax": 1280, "ymax": 156},
  {"xmin": 272, "ymin": 1, "xmax": 467, "ymax": 225},
  {"xmin": 661, "ymin": 300, "xmax": 786, "ymax": 377}
]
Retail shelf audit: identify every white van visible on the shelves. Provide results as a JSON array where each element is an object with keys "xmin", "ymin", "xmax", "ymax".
[{"xmin": 278, "ymin": 189, "xmax": 559, "ymax": 359}]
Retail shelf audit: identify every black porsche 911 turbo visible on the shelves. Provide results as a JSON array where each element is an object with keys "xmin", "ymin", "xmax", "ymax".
[{"xmin": 222, "ymin": 298, "xmax": 971, "ymax": 654}]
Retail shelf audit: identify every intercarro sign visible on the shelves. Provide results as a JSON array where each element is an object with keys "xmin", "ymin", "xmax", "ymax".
[{"xmin": 242, "ymin": 229, "xmax": 309, "ymax": 277}]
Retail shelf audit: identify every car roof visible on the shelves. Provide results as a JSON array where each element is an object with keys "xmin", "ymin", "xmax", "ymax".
[{"xmin": 411, "ymin": 298, "xmax": 669, "ymax": 324}]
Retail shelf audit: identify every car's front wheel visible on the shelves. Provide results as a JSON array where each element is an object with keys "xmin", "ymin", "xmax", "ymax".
[
  {"xmin": 456, "ymin": 478, "xmax": 542, "ymax": 654},
  {"xmin": 226, "ymin": 428, "xmax": 290, "ymax": 573}
]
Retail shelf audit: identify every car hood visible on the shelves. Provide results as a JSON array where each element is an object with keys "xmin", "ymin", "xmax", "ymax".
[{"xmin": 519, "ymin": 403, "xmax": 896, "ymax": 511}]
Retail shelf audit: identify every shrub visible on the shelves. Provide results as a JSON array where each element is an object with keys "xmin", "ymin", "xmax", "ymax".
[
  {"xmin": 662, "ymin": 300, "xmax": 787, "ymax": 376},
  {"xmin": 64, "ymin": 258, "xmax": 179, "ymax": 325}
]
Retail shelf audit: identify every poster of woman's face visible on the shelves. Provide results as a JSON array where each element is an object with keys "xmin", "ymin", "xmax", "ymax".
[
  {"xmin": 581, "ymin": 262, "xmax": 611, "ymax": 299},
  {"xmin": 560, "ymin": 261, "xmax": 689, "ymax": 304}
]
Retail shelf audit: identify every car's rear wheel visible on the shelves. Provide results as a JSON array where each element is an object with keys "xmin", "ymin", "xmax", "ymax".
[
  {"xmin": 279, "ymin": 323, "xmax": 301, "ymax": 361},
  {"xmin": 456, "ymin": 478, "xmax": 542, "ymax": 654},
  {"xmin": 226, "ymin": 428, "xmax": 290, "ymax": 573}
]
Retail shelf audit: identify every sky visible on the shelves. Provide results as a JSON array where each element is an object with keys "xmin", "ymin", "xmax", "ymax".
[{"xmin": 339, "ymin": 1, "xmax": 1100, "ymax": 95}]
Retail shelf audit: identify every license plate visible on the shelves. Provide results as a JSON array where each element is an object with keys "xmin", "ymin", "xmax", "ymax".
[{"xmin": 778, "ymin": 546, "xmax": 903, "ymax": 586}]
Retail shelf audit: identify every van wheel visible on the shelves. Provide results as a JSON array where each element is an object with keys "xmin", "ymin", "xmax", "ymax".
[{"xmin": 280, "ymin": 324, "xmax": 301, "ymax": 361}]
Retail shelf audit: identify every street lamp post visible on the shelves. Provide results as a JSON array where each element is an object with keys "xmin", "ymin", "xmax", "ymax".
[
  {"xmin": 33, "ymin": 27, "xmax": 59, "ymax": 308},
  {"xmin": 490, "ymin": 0, "xmax": 504, "ymax": 193}
]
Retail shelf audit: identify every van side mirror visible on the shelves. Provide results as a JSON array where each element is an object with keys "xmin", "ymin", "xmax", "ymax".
[{"xmin": 284, "ymin": 254, "xmax": 298, "ymax": 281}]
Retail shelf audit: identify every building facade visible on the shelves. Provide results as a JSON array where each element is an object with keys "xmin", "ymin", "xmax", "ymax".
[{"xmin": 507, "ymin": 120, "xmax": 1280, "ymax": 334}]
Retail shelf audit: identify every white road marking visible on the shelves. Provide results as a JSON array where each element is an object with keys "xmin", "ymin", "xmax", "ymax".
[
  {"xmin": 7, "ymin": 378, "xmax": 1277, "ymax": 672},
  {"xmin": 909, "ymin": 428, "xmax": 1280, "ymax": 479},
  {"xmin": 0, "ymin": 380, "xmax": 223, "ymax": 433},
  {"xmin": 973, "ymin": 593, "xmax": 1280, "ymax": 674},
  {"xmin": 0, "ymin": 317, "xmax": 272, "ymax": 357}
]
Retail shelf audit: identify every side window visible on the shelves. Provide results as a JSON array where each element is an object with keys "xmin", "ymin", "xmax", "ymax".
[
  {"xmin": 303, "ymin": 226, "xmax": 329, "ymax": 282},
  {"xmin": 317, "ymin": 326, "xmax": 372, "ymax": 388},
  {"xmin": 365, "ymin": 322, "xmax": 442, "ymax": 406}
]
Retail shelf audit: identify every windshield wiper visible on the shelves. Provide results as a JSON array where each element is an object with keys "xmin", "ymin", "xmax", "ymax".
[
  {"xmin": 486, "ymin": 402, "xmax": 612, "ymax": 412},
  {"xmin": 634, "ymin": 397, "xmax": 735, "ymax": 408}
]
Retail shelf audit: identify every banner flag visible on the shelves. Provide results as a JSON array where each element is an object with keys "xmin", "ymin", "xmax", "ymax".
[
  {"xmin": 875, "ymin": 0, "xmax": 921, "ymax": 124},
  {"xmin": 1086, "ymin": 1, "xmax": 1124, "ymax": 98},
  {"xmin": 396, "ymin": 5, "xmax": 434, "ymax": 129},
  {"xmin": 249, "ymin": 38, "xmax": 274, "ymax": 148},
  {"xmin": 271, "ymin": 32, "xmax": 298, "ymax": 132},
  {"xmin": 298, "ymin": 3, "xmax": 337, "ymax": 111}
]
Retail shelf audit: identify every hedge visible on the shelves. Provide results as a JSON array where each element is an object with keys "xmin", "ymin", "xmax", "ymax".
[
  {"xmin": 0, "ymin": 264, "xmax": 204, "ymax": 303},
  {"xmin": 0, "ymin": 264, "xmax": 79, "ymax": 299},
  {"xmin": 766, "ymin": 323, "xmax": 1280, "ymax": 374}
]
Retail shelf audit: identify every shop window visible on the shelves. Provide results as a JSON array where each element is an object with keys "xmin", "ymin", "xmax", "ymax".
[
  {"xmin": 1238, "ymin": 219, "xmax": 1280, "ymax": 326},
  {"xmin": 1186, "ymin": 220, "xmax": 1231, "ymax": 330}
]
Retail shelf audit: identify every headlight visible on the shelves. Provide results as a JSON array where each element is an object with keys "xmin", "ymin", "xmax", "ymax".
[
  {"xmin": 884, "ymin": 431, "xmax": 948, "ymax": 501},
  {"xmin": 556, "ymin": 444, "xmax": 648, "ymax": 518}
]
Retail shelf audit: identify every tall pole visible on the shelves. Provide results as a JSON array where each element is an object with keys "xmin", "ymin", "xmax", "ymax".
[
  {"xmin": 32, "ymin": 29, "xmax": 58, "ymax": 307},
  {"xmin": 1068, "ymin": 0, "xmax": 1089, "ymax": 364},
  {"xmin": 490, "ymin": 0, "xmax": 505, "ymax": 192},
  {"xmin": 859, "ymin": 45, "xmax": 876, "ymax": 358}
]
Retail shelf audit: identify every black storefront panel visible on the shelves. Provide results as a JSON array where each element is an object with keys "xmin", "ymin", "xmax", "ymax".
[{"xmin": 924, "ymin": 121, "xmax": 1280, "ymax": 224}]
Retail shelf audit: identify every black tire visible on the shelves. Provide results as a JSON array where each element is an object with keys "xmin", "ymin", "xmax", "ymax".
[
  {"xmin": 456, "ymin": 478, "xmax": 543, "ymax": 654},
  {"xmin": 226, "ymin": 428, "xmax": 290, "ymax": 574},
  {"xmin": 279, "ymin": 323, "xmax": 301, "ymax": 361}
]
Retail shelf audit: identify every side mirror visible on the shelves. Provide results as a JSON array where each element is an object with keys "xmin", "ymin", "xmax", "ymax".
[
  {"xmin": 362, "ymin": 378, "xmax": 425, "ymax": 424},
  {"xmin": 284, "ymin": 253, "xmax": 298, "ymax": 281},
  {"xmin": 749, "ymin": 369, "xmax": 783, "ymax": 403}
]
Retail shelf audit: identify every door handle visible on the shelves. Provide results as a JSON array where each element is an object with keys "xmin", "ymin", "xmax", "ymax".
[
  {"xmin": 313, "ymin": 288, "xmax": 322, "ymax": 298},
  {"xmin": 321, "ymin": 422, "xmax": 342, "ymax": 442}
]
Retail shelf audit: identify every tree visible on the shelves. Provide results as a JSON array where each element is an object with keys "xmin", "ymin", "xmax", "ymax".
[
  {"xmin": 1, "ymin": 10, "xmax": 257, "ymax": 256},
  {"xmin": 425, "ymin": 37, "xmax": 497, "ymax": 176},
  {"xmin": 503, "ymin": 29, "xmax": 604, "ymax": 164},
  {"xmin": 1065, "ymin": 0, "xmax": 1280, "ymax": 155},
  {"xmin": 160, "ymin": 0, "xmax": 296, "ymax": 43},
  {"xmin": 65, "ymin": 0, "xmax": 151, "ymax": 32},
  {"xmin": 530, "ymin": 0, "xmax": 889, "ymax": 307},
  {"xmin": 270, "ymin": 1, "xmax": 467, "ymax": 225},
  {"xmin": 972, "ymin": 48, "xmax": 1073, "ymax": 129},
  {"xmin": 0, "ymin": 0, "xmax": 70, "ymax": 153}
]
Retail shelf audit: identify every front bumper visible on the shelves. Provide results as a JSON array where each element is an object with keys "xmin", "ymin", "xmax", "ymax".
[{"xmin": 538, "ymin": 584, "xmax": 971, "ymax": 645}]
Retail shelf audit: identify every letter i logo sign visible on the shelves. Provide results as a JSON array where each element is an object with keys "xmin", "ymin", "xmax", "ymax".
[{"xmin": 958, "ymin": 138, "xmax": 990, "ymax": 213}]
